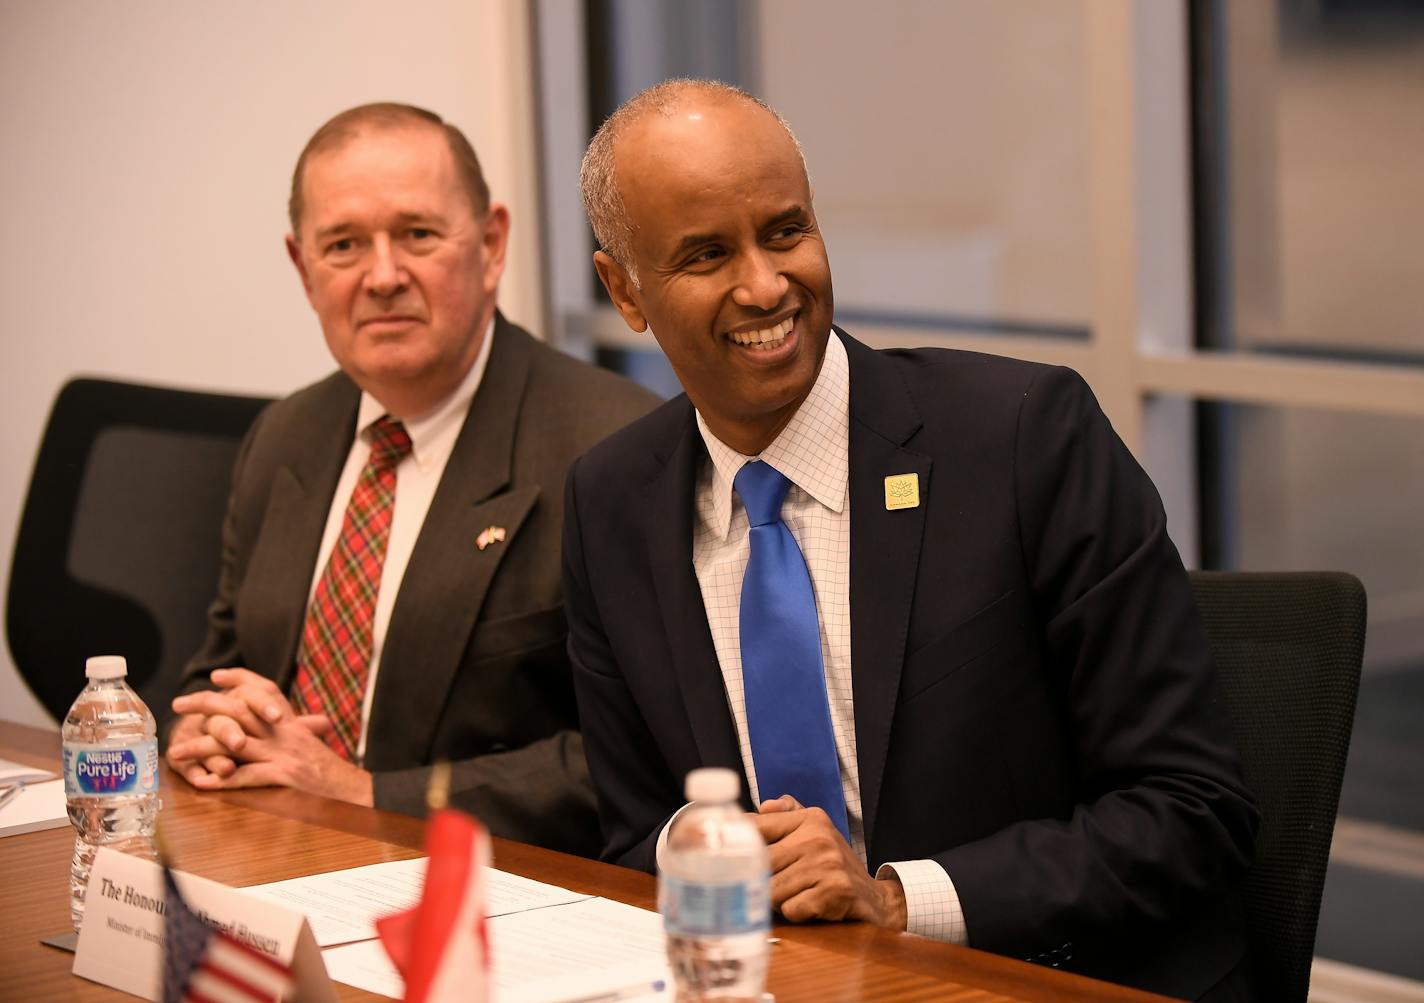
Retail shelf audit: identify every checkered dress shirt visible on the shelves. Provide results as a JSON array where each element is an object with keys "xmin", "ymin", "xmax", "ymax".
[{"xmin": 687, "ymin": 331, "xmax": 968, "ymax": 944}]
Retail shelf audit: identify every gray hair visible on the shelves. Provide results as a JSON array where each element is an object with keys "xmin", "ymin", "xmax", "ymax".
[{"xmin": 579, "ymin": 78, "xmax": 807, "ymax": 288}]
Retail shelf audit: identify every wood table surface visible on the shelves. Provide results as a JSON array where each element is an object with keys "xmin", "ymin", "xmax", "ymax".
[{"xmin": 0, "ymin": 720, "xmax": 1172, "ymax": 1002}]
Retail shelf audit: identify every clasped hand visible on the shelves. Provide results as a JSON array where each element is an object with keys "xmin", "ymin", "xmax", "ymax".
[
  {"xmin": 166, "ymin": 668, "xmax": 374, "ymax": 806},
  {"xmin": 753, "ymin": 795, "xmax": 907, "ymax": 931}
]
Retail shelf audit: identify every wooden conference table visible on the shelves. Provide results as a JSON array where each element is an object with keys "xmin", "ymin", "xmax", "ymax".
[{"xmin": 0, "ymin": 721, "xmax": 1170, "ymax": 1002}]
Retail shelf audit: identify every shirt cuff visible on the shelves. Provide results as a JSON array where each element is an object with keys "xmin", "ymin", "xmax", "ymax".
[
  {"xmin": 654, "ymin": 802, "xmax": 696, "ymax": 872},
  {"xmin": 876, "ymin": 858, "xmax": 968, "ymax": 945}
]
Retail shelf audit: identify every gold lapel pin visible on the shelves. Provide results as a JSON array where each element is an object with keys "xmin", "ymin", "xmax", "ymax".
[
  {"xmin": 884, "ymin": 473, "xmax": 920, "ymax": 511},
  {"xmin": 475, "ymin": 525, "xmax": 508, "ymax": 551}
]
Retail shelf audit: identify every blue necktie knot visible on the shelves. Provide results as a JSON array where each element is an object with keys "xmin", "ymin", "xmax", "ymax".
[{"xmin": 734, "ymin": 461, "xmax": 792, "ymax": 528}]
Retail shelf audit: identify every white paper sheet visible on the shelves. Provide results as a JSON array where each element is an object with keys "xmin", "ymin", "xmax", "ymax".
[
  {"xmin": 322, "ymin": 897, "xmax": 670, "ymax": 1003},
  {"xmin": 0, "ymin": 778, "xmax": 69, "ymax": 837},
  {"xmin": 484, "ymin": 897, "xmax": 670, "ymax": 1003},
  {"xmin": 244, "ymin": 858, "xmax": 593, "ymax": 947},
  {"xmin": 0, "ymin": 758, "xmax": 58, "ymax": 785}
]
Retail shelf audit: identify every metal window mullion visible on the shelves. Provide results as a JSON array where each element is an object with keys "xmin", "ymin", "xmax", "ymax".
[{"xmin": 1138, "ymin": 350, "xmax": 1424, "ymax": 418}]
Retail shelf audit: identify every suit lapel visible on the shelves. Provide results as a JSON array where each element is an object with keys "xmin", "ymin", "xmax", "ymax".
[
  {"xmin": 366, "ymin": 316, "xmax": 537, "ymax": 768},
  {"xmin": 841, "ymin": 332, "xmax": 931, "ymax": 854},
  {"xmin": 242, "ymin": 380, "xmax": 358, "ymax": 688},
  {"xmin": 643, "ymin": 334, "xmax": 933, "ymax": 822},
  {"xmin": 644, "ymin": 408, "xmax": 749, "ymax": 800}
]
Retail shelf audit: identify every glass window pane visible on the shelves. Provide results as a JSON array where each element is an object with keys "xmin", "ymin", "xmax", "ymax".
[
  {"xmin": 1208, "ymin": 403, "xmax": 1424, "ymax": 660},
  {"xmin": 755, "ymin": 0, "xmax": 1092, "ymax": 335},
  {"xmin": 594, "ymin": 348, "xmax": 679, "ymax": 400},
  {"xmin": 1201, "ymin": 0, "xmax": 1424, "ymax": 359},
  {"xmin": 585, "ymin": 0, "xmax": 1094, "ymax": 337}
]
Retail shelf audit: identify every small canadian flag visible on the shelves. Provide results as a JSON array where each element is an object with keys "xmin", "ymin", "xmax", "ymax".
[{"xmin": 377, "ymin": 768, "xmax": 492, "ymax": 1003}]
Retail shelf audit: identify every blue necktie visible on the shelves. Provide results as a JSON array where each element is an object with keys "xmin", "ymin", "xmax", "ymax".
[{"xmin": 735, "ymin": 460, "xmax": 850, "ymax": 842}]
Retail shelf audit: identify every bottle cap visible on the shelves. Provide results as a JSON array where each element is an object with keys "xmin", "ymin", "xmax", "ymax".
[
  {"xmin": 685, "ymin": 767, "xmax": 739, "ymax": 804},
  {"xmin": 85, "ymin": 655, "xmax": 128, "ymax": 680}
]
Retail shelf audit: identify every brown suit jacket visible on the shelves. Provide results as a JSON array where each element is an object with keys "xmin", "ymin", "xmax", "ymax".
[{"xmin": 171, "ymin": 314, "xmax": 659, "ymax": 855}]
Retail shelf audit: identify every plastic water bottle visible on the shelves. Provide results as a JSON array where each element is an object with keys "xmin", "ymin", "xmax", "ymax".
[
  {"xmin": 61, "ymin": 655, "xmax": 161, "ymax": 931},
  {"xmin": 660, "ymin": 767, "xmax": 770, "ymax": 1000}
]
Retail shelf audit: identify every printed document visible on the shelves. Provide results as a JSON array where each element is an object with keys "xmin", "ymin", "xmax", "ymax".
[
  {"xmin": 244, "ymin": 858, "xmax": 593, "ymax": 947},
  {"xmin": 322, "ymin": 897, "xmax": 670, "ymax": 1002}
]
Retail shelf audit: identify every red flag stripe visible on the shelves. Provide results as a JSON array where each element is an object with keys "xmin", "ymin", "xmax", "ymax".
[
  {"xmin": 209, "ymin": 929, "xmax": 296, "ymax": 974},
  {"xmin": 184, "ymin": 935, "xmax": 292, "ymax": 1003},
  {"xmin": 192, "ymin": 954, "xmax": 279, "ymax": 1002}
]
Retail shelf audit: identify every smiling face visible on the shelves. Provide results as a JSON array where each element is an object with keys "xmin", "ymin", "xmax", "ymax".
[
  {"xmin": 286, "ymin": 123, "xmax": 508, "ymax": 417},
  {"xmin": 593, "ymin": 95, "xmax": 833, "ymax": 456}
]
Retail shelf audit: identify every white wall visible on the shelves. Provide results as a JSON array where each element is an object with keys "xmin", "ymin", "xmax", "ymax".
[{"xmin": 0, "ymin": 1, "xmax": 541, "ymax": 726}]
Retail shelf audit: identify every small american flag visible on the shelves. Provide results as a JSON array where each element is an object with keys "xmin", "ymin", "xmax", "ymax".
[{"xmin": 162, "ymin": 868, "xmax": 294, "ymax": 1003}]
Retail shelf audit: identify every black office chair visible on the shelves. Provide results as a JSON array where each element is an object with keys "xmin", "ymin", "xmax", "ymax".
[
  {"xmin": 6, "ymin": 378, "xmax": 272, "ymax": 722},
  {"xmin": 1189, "ymin": 571, "xmax": 1366, "ymax": 1003}
]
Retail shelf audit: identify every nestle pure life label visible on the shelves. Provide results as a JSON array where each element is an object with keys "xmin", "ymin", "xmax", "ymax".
[
  {"xmin": 661, "ymin": 876, "xmax": 770, "ymax": 937},
  {"xmin": 62, "ymin": 742, "xmax": 159, "ymax": 797}
]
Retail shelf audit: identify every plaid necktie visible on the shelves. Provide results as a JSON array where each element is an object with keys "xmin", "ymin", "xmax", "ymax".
[{"xmin": 292, "ymin": 416, "xmax": 412, "ymax": 760}]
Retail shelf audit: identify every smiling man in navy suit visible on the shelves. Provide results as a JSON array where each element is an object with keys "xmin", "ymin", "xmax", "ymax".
[{"xmin": 563, "ymin": 79, "xmax": 1259, "ymax": 999}]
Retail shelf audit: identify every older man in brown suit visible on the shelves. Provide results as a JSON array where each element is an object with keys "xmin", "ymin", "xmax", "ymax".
[{"xmin": 164, "ymin": 103, "xmax": 657, "ymax": 856}]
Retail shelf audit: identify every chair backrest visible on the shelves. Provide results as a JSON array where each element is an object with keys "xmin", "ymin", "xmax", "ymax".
[
  {"xmin": 1189, "ymin": 570, "xmax": 1365, "ymax": 1003},
  {"xmin": 6, "ymin": 378, "xmax": 272, "ymax": 722}
]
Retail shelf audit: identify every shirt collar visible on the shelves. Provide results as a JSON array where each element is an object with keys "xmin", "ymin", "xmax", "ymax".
[
  {"xmin": 695, "ymin": 329, "xmax": 850, "ymax": 541},
  {"xmin": 353, "ymin": 316, "xmax": 495, "ymax": 471}
]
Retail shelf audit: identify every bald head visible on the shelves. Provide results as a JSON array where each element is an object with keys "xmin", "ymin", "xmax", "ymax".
[
  {"xmin": 583, "ymin": 79, "xmax": 832, "ymax": 457},
  {"xmin": 580, "ymin": 79, "xmax": 808, "ymax": 285}
]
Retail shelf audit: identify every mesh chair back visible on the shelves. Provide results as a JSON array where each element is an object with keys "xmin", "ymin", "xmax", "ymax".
[
  {"xmin": 1190, "ymin": 571, "xmax": 1365, "ymax": 1003},
  {"xmin": 6, "ymin": 378, "xmax": 271, "ymax": 721}
]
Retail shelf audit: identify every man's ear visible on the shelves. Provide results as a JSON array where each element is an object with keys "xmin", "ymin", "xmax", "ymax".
[
  {"xmin": 478, "ymin": 203, "xmax": 511, "ymax": 294},
  {"xmin": 285, "ymin": 234, "xmax": 315, "ymax": 301},
  {"xmin": 593, "ymin": 250, "xmax": 648, "ymax": 333}
]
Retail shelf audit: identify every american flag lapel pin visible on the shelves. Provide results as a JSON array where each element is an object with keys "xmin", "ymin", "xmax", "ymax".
[{"xmin": 475, "ymin": 525, "xmax": 507, "ymax": 551}]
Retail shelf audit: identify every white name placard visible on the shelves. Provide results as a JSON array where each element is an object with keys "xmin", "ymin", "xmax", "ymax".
[{"xmin": 72, "ymin": 847, "xmax": 336, "ymax": 1002}]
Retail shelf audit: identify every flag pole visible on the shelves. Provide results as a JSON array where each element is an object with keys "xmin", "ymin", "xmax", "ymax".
[
  {"xmin": 426, "ymin": 761, "xmax": 451, "ymax": 813},
  {"xmin": 153, "ymin": 817, "xmax": 174, "ymax": 869}
]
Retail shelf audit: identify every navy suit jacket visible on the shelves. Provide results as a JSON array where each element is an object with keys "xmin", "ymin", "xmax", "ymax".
[{"xmin": 563, "ymin": 330, "xmax": 1257, "ymax": 998}]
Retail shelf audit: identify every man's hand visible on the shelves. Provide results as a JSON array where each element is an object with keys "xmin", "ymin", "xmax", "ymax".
[
  {"xmin": 166, "ymin": 668, "xmax": 374, "ymax": 807},
  {"xmin": 167, "ymin": 668, "xmax": 304, "ymax": 783},
  {"xmin": 753, "ymin": 796, "xmax": 907, "ymax": 931},
  {"xmin": 165, "ymin": 710, "xmax": 239, "ymax": 787}
]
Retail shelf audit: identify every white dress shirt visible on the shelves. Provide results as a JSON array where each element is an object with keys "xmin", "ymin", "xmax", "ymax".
[
  {"xmin": 305, "ymin": 320, "xmax": 494, "ymax": 762},
  {"xmin": 678, "ymin": 330, "xmax": 968, "ymax": 944}
]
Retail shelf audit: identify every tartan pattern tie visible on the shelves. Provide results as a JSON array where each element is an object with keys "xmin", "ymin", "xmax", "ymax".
[{"xmin": 291, "ymin": 416, "xmax": 412, "ymax": 760}]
